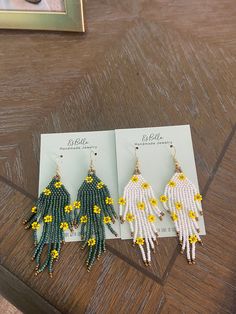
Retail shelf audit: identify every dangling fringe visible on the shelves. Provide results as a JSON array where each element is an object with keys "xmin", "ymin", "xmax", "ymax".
[
  {"xmin": 23, "ymin": 175, "xmax": 73, "ymax": 277},
  {"xmin": 74, "ymin": 172, "xmax": 117, "ymax": 271},
  {"xmin": 160, "ymin": 171, "xmax": 203, "ymax": 264},
  {"xmin": 119, "ymin": 174, "xmax": 164, "ymax": 266}
]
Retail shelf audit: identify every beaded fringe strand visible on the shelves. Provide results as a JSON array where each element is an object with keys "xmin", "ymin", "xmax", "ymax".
[
  {"xmin": 23, "ymin": 175, "xmax": 73, "ymax": 277},
  {"xmin": 74, "ymin": 171, "xmax": 117, "ymax": 271},
  {"xmin": 160, "ymin": 165, "xmax": 203, "ymax": 264},
  {"xmin": 119, "ymin": 166, "xmax": 164, "ymax": 266}
]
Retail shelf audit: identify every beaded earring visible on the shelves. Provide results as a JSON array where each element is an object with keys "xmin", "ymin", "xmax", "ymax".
[
  {"xmin": 119, "ymin": 147, "xmax": 164, "ymax": 266},
  {"xmin": 160, "ymin": 145, "xmax": 203, "ymax": 264},
  {"xmin": 23, "ymin": 156, "xmax": 73, "ymax": 277},
  {"xmin": 73, "ymin": 151, "xmax": 117, "ymax": 272}
]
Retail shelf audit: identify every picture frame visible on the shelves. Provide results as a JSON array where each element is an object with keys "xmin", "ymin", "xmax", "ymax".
[{"xmin": 0, "ymin": 0, "xmax": 85, "ymax": 32}]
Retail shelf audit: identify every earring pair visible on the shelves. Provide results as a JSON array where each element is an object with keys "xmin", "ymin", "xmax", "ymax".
[
  {"xmin": 23, "ymin": 152, "xmax": 117, "ymax": 277},
  {"xmin": 119, "ymin": 145, "xmax": 203, "ymax": 266}
]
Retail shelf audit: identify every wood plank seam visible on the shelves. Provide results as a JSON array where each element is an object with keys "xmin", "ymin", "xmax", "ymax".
[
  {"xmin": 202, "ymin": 123, "xmax": 236, "ymax": 197},
  {"xmin": 0, "ymin": 265, "xmax": 61, "ymax": 314}
]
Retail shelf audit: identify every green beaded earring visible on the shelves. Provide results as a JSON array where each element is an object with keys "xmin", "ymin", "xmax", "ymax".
[
  {"xmin": 23, "ymin": 156, "xmax": 73, "ymax": 277},
  {"xmin": 74, "ymin": 151, "xmax": 118, "ymax": 271}
]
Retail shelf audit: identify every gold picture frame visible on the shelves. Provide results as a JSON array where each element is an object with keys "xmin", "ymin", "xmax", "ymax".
[{"xmin": 0, "ymin": 0, "xmax": 85, "ymax": 32}]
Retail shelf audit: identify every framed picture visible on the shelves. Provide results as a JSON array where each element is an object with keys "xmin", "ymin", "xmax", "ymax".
[{"xmin": 0, "ymin": 0, "xmax": 85, "ymax": 32}]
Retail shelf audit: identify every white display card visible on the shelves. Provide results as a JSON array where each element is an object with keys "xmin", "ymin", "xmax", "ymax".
[
  {"xmin": 39, "ymin": 125, "xmax": 206, "ymax": 242},
  {"xmin": 39, "ymin": 130, "xmax": 120, "ymax": 241},
  {"xmin": 115, "ymin": 125, "xmax": 206, "ymax": 239}
]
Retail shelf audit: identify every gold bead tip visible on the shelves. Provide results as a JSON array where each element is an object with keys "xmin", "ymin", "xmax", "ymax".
[
  {"xmin": 49, "ymin": 273, "xmax": 53, "ymax": 278},
  {"xmin": 180, "ymin": 250, "xmax": 184, "ymax": 254},
  {"xmin": 192, "ymin": 260, "xmax": 196, "ymax": 264},
  {"xmin": 22, "ymin": 220, "xmax": 27, "ymax": 225},
  {"xmin": 35, "ymin": 271, "xmax": 39, "ymax": 276},
  {"xmin": 31, "ymin": 257, "xmax": 34, "ymax": 261},
  {"xmin": 120, "ymin": 216, "xmax": 124, "ymax": 224},
  {"xmin": 159, "ymin": 216, "xmax": 163, "ymax": 221},
  {"xmin": 188, "ymin": 260, "xmax": 192, "ymax": 265}
]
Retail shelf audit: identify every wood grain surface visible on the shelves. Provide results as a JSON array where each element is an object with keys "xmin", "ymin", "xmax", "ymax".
[{"xmin": 0, "ymin": 0, "xmax": 235, "ymax": 313}]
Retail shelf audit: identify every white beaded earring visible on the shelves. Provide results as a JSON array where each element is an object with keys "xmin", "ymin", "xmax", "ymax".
[
  {"xmin": 160, "ymin": 145, "xmax": 203, "ymax": 264},
  {"xmin": 119, "ymin": 147, "xmax": 164, "ymax": 266}
]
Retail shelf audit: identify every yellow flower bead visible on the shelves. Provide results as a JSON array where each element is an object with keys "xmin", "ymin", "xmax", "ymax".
[
  {"xmin": 88, "ymin": 238, "xmax": 96, "ymax": 246},
  {"xmin": 54, "ymin": 181, "xmax": 62, "ymax": 188},
  {"xmin": 105, "ymin": 197, "xmax": 113, "ymax": 205},
  {"xmin": 171, "ymin": 213, "xmax": 178, "ymax": 221},
  {"xmin": 136, "ymin": 237, "xmax": 144, "ymax": 245},
  {"xmin": 43, "ymin": 188, "xmax": 51, "ymax": 196},
  {"xmin": 160, "ymin": 195, "xmax": 168, "ymax": 202},
  {"xmin": 131, "ymin": 175, "xmax": 139, "ymax": 183},
  {"xmin": 31, "ymin": 222, "xmax": 40, "ymax": 230},
  {"xmin": 126, "ymin": 213, "xmax": 135, "ymax": 222},
  {"xmin": 51, "ymin": 249, "xmax": 59, "ymax": 259},
  {"xmin": 189, "ymin": 210, "xmax": 196, "ymax": 219},
  {"xmin": 60, "ymin": 222, "xmax": 69, "ymax": 231},
  {"xmin": 137, "ymin": 202, "xmax": 145, "ymax": 210},
  {"xmin": 31, "ymin": 206, "xmax": 37, "ymax": 213},
  {"xmin": 80, "ymin": 215, "xmax": 88, "ymax": 223},
  {"xmin": 147, "ymin": 214, "xmax": 156, "ymax": 222},
  {"xmin": 97, "ymin": 182, "xmax": 104, "ymax": 189},
  {"xmin": 44, "ymin": 215, "xmax": 53, "ymax": 223},
  {"xmin": 93, "ymin": 205, "xmax": 101, "ymax": 214},
  {"xmin": 118, "ymin": 197, "xmax": 126, "ymax": 205},
  {"xmin": 175, "ymin": 202, "xmax": 182, "ymax": 210},
  {"xmin": 149, "ymin": 198, "xmax": 158, "ymax": 206},
  {"xmin": 194, "ymin": 193, "xmax": 202, "ymax": 201},
  {"xmin": 141, "ymin": 182, "xmax": 150, "ymax": 189},
  {"xmin": 64, "ymin": 205, "xmax": 73, "ymax": 213},
  {"xmin": 189, "ymin": 235, "xmax": 198, "ymax": 244},
  {"xmin": 73, "ymin": 201, "xmax": 81, "ymax": 209},
  {"xmin": 85, "ymin": 176, "xmax": 93, "ymax": 183},
  {"xmin": 168, "ymin": 181, "xmax": 176, "ymax": 188},
  {"xmin": 103, "ymin": 216, "xmax": 111, "ymax": 224},
  {"xmin": 178, "ymin": 173, "xmax": 186, "ymax": 181}
]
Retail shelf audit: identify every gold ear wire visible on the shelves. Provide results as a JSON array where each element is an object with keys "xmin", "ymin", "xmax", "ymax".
[
  {"xmin": 89, "ymin": 150, "xmax": 97, "ymax": 174},
  {"xmin": 170, "ymin": 145, "xmax": 182, "ymax": 173},
  {"xmin": 55, "ymin": 154, "xmax": 63, "ymax": 179},
  {"xmin": 134, "ymin": 146, "xmax": 141, "ymax": 175}
]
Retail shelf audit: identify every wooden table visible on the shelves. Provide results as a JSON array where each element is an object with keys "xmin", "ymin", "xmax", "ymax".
[{"xmin": 0, "ymin": 1, "xmax": 236, "ymax": 313}]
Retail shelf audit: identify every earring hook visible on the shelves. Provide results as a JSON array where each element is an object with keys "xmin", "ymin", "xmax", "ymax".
[
  {"xmin": 89, "ymin": 150, "xmax": 97, "ymax": 175},
  {"xmin": 54, "ymin": 154, "xmax": 63, "ymax": 179},
  {"xmin": 133, "ymin": 146, "xmax": 141, "ymax": 175},
  {"xmin": 169, "ymin": 145, "xmax": 182, "ymax": 173}
]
